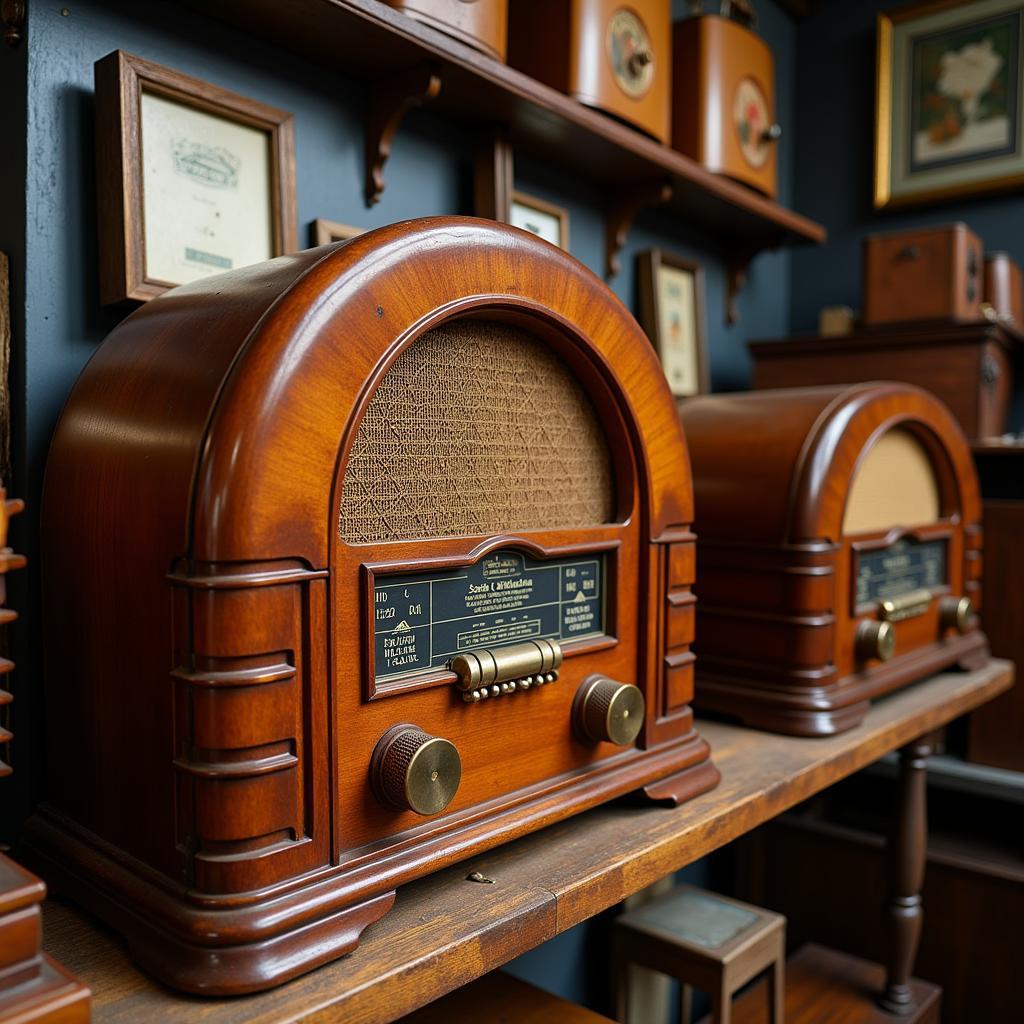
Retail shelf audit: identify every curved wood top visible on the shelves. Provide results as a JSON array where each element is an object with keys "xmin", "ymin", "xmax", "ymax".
[{"xmin": 679, "ymin": 383, "xmax": 980, "ymax": 544}]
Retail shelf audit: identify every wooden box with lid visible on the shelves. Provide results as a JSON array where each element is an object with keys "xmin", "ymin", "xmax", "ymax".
[
  {"xmin": 25, "ymin": 217, "xmax": 718, "ymax": 995},
  {"xmin": 864, "ymin": 223, "xmax": 983, "ymax": 326},
  {"xmin": 508, "ymin": 0, "xmax": 672, "ymax": 143},
  {"xmin": 381, "ymin": 0, "xmax": 507, "ymax": 61},
  {"xmin": 679, "ymin": 383, "xmax": 987, "ymax": 736}
]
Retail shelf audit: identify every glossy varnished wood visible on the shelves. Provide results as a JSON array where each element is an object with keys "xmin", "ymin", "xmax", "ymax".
[
  {"xmin": 680, "ymin": 383, "xmax": 987, "ymax": 735},
  {"xmin": 36, "ymin": 661, "xmax": 1012, "ymax": 1024},
  {"xmin": 182, "ymin": 0, "xmax": 824, "ymax": 250}
]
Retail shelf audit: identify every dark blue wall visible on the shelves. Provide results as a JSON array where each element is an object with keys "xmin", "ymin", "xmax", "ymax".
[
  {"xmin": 2, "ymin": 0, "xmax": 797, "ymax": 1013},
  {"xmin": 789, "ymin": 0, "xmax": 1024, "ymax": 335}
]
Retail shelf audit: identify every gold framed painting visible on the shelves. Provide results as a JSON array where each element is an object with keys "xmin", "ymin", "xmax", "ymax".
[
  {"xmin": 636, "ymin": 249, "xmax": 709, "ymax": 398},
  {"xmin": 95, "ymin": 50, "xmax": 297, "ymax": 304},
  {"xmin": 875, "ymin": 0, "xmax": 1024, "ymax": 209}
]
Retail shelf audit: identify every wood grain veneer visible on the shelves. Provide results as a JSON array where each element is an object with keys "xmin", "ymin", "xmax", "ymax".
[
  {"xmin": 679, "ymin": 383, "xmax": 988, "ymax": 735},
  {"xmin": 26, "ymin": 217, "xmax": 717, "ymax": 995}
]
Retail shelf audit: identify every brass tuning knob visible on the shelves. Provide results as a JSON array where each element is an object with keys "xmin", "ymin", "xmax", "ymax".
[
  {"xmin": 940, "ymin": 596, "xmax": 972, "ymax": 634},
  {"xmin": 574, "ymin": 676, "xmax": 645, "ymax": 746},
  {"xmin": 371, "ymin": 724, "xmax": 462, "ymax": 816},
  {"xmin": 856, "ymin": 619, "xmax": 896, "ymax": 663}
]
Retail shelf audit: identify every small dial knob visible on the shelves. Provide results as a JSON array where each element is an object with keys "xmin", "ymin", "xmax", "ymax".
[
  {"xmin": 856, "ymin": 619, "xmax": 896, "ymax": 663},
  {"xmin": 574, "ymin": 676, "xmax": 645, "ymax": 746},
  {"xmin": 940, "ymin": 596, "xmax": 972, "ymax": 634},
  {"xmin": 371, "ymin": 724, "xmax": 461, "ymax": 816}
]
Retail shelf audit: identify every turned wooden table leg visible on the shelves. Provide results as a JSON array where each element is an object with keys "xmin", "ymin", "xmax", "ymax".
[{"xmin": 879, "ymin": 732, "xmax": 935, "ymax": 1015}]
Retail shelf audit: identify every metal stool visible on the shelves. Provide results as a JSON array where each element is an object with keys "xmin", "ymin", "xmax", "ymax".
[{"xmin": 613, "ymin": 884, "xmax": 785, "ymax": 1024}]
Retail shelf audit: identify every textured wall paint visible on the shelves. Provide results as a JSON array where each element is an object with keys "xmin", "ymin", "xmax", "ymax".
[{"xmin": 4, "ymin": 0, "xmax": 798, "ymax": 1012}]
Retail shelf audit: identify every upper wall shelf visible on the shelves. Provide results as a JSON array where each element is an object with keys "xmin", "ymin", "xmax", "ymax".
[{"xmin": 192, "ymin": 0, "xmax": 826, "ymax": 253}]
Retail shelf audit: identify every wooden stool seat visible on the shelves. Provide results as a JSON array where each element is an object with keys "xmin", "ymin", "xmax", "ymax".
[{"xmin": 614, "ymin": 884, "xmax": 785, "ymax": 1024}]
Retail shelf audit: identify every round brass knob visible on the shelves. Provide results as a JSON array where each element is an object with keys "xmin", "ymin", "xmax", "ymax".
[
  {"xmin": 371, "ymin": 724, "xmax": 462, "ymax": 816},
  {"xmin": 574, "ymin": 676, "xmax": 645, "ymax": 746},
  {"xmin": 940, "ymin": 596, "xmax": 972, "ymax": 634},
  {"xmin": 856, "ymin": 619, "xmax": 896, "ymax": 663}
]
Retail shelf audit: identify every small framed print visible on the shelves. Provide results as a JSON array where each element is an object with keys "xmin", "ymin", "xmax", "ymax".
[
  {"xmin": 509, "ymin": 191, "xmax": 570, "ymax": 250},
  {"xmin": 637, "ymin": 250, "xmax": 709, "ymax": 398},
  {"xmin": 95, "ymin": 50, "xmax": 297, "ymax": 305},
  {"xmin": 876, "ymin": 0, "xmax": 1024, "ymax": 209},
  {"xmin": 311, "ymin": 219, "xmax": 365, "ymax": 246}
]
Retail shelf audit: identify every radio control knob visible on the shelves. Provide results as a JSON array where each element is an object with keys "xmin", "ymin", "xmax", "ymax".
[
  {"xmin": 856, "ymin": 619, "xmax": 896, "ymax": 663},
  {"xmin": 371, "ymin": 725, "xmax": 462, "ymax": 816},
  {"xmin": 940, "ymin": 596, "xmax": 972, "ymax": 634},
  {"xmin": 574, "ymin": 676, "xmax": 645, "ymax": 746}
]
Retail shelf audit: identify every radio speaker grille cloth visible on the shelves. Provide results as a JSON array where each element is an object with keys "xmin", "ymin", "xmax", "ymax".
[{"xmin": 338, "ymin": 320, "xmax": 615, "ymax": 543}]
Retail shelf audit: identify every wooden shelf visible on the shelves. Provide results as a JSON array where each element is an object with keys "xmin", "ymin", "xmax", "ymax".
[
  {"xmin": 188, "ymin": 0, "xmax": 825, "ymax": 250},
  {"xmin": 37, "ymin": 660, "xmax": 1011, "ymax": 1024}
]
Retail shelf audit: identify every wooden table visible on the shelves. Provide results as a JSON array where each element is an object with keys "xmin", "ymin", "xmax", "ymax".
[{"xmin": 39, "ymin": 661, "xmax": 1013, "ymax": 1024}]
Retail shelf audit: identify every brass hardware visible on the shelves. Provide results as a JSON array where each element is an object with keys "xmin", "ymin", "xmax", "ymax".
[
  {"xmin": 574, "ymin": 675, "xmax": 645, "ymax": 746},
  {"xmin": 939, "ymin": 596, "xmax": 972, "ymax": 634},
  {"xmin": 879, "ymin": 588, "xmax": 932, "ymax": 622},
  {"xmin": 371, "ymin": 724, "xmax": 462, "ymax": 816},
  {"xmin": 856, "ymin": 619, "xmax": 896, "ymax": 663},
  {"xmin": 466, "ymin": 871, "xmax": 494, "ymax": 884},
  {"xmin": 452, "ymin": 639, "xmax": 562, "ymax": 703},
  {"xmin": 762, "ymin": 123, "xmax": 783, "ymax": 143}
]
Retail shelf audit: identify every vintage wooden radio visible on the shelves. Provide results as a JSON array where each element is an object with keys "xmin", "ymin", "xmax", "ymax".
[
  {"xmin": 983, "ymin": 251, "xmax": 1023, "ymax": 327},
  {"xmin": 679, "ymin": 383, "xmax": 987, "ymax": 736},
  {"xmin": 672, "ymin": 4, "xmax": 780, "ymax": 198},
  {"xmin": 508, "ymin": 0, "xmax": 671, "ymax": 143},
  {"xmin": 27, "ymin": 217, "xmax": 719, "ymax": 994},
  {"xmin": 381, "ymin": 0, "xmax": 507, "ymax": 61},
  {"xmin": 863, "ymin": 223, "xmax": 983, "ymax": 326}
]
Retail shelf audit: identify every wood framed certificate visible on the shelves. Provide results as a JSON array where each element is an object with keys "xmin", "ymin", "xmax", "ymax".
[
  {"xmin": 637, "ymin": 249, "xmax": 708, "ymax": 398},
  {"xmin": 95, "ymin": 51, "xmax": 297, "ymax": 305}
]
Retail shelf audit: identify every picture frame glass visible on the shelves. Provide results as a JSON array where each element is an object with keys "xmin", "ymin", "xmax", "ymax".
[
  {"xmin": 141, "ymin": 91, "xmax": 273, "ymax": 286},
  {"xmin": 656, "ymin": 263, "xmax": 700, "ymax": 397},
  {"xmin": 510, "ymin": 199, "xmax": 563, "ymax": 247},
  {"xmin": 883, "ymin": 0, "xmax": 1024, "ymax": 206}
]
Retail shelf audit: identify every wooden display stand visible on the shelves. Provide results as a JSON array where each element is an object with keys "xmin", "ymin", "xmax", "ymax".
[{"xmin": 748, "ymin": 320, "xmax": 1020, "ymax": 439}]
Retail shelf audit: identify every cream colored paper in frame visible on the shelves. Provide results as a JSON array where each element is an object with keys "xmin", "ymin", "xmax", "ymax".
[
  {"xmin": 141, "ymin": 92, "xmax": 273, "ymax": 286},
  {"xmin": 656, "ymin": 263, "xmax": 700, "ymax": 397}
]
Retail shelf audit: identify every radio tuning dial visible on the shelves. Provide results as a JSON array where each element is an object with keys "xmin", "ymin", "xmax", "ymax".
[
  {"xmin": 940, "ymin": 596, "xmax": 972, "ymax": 634},
  {"xmin": 371, "ymin": 724, "xmax": 462, "ymax": 816},
  {"xmin": 856, "ymin": 619, "xmax": 896, "ymax": 663},
  {"xmin": 574, "ymin": 676, "xmax": 645, "ymax": 747}
]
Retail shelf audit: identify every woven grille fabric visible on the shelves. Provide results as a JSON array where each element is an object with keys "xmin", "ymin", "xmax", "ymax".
[{"xmin": 338, "ymin": 320, "xmax": 615, "ymax": 543}]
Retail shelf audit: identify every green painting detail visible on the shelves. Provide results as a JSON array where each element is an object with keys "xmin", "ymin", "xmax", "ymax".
[{"xmin": 910, "ymin": 12, "xmax": 1019, "ymax": 172}]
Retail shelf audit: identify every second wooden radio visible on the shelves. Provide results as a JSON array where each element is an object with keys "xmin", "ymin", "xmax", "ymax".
[
  {"xmin": 508, "ymin": 0, "xmax": 672, "ymax": 143},
  {"xmin": 27, "ymin": 217, "xmax": 718, "ymax": 994},
  {"xmin": 680, "ymin": 383, "xmax": 987, "ymax": 736}
]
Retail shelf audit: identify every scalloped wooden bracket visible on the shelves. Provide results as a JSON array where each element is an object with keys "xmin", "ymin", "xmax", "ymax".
[
  {"xmin": 2, "ymin": 1, "xmax": 25, "ymax": 48},
  {"xmin": 365, "ymin": 62, "xmax": 442, "ymax": 207},
  {"xmin": 473, "ymin": 127, "xmax": 514, "ymax": 222},
  {"xmin": 605, "ymin": 180, "xmax": 672, "ymax": 278},
  {"xmin": 725, "ymin": 245, "xmax": 763, "ymax": 325}
]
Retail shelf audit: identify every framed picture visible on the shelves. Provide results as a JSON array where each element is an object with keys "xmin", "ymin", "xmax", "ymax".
[
  {"xmin": 95, "ymin": 50, "xmax": 297, "ymax": 304},
  {"xmin": 637, "ymin": 250, "xmax": 708, "ymax": 398},
  {"xmin": 312, "ymin": 219, "xmax": 365, "ymax": 246},
  {"xmin": 876, "ymin": 0, "xmax": 1024, "ymax": 209},
  {"xmin": 509, "ymin": 191, "xmax": 570, "ymax": 250}
]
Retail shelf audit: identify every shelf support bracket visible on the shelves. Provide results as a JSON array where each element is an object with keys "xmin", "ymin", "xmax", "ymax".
[
  {"xmin": 725, "ymin": 245, "xmax": 762, "ymax": 326},
  {"xmin": 605, "ymin": 180, "xmax": 672, "ymax": 278},
  {"xmin": 879, "ymin": 731, "xmax": 936, "ymax": 1016},
  {"xmin": 365, "ymin": 62, "xmax": 442, "ymax": 207}
]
